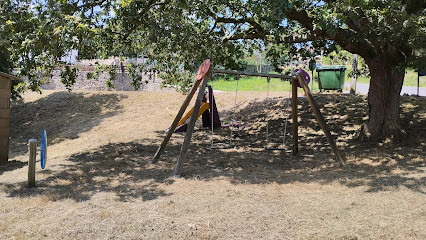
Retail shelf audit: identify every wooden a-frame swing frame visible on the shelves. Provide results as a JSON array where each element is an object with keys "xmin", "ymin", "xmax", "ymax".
[{"xmin": 152, "ymin": 59, "xmax": 346, "ymax": 177}]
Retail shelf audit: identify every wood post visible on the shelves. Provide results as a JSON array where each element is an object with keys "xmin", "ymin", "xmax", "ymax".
[
  {"xmin": 291, "ymin": 78, "xmax": 298, "ymax": 155},
  {"xmin": 296, "ymin": 73, "xmax": 346, "ymax": 165},
  {"xmin": 418, "ymin": 71, "xmax": 420, "ymax": 96},
  {"xmin": 211, "ymin": 68, "xmax": 293, "ymax": 80},
  {"xmin": 0, "ymin": 76, "xmax": 12, "ymax": 164},
  {"xmin": 151, "ymin": 79, "xmax": 202, "ymax": 163},
  {"xmin": 350, "ymin": 54, "xmax": 358, "ymax": 94},
  {"xmin": 28, "ymin": 139, "xmax": 37, "ymax": 187},
  {"xmin": 174, "ymin": 73, "xmax": 210, "ymax": 176}
]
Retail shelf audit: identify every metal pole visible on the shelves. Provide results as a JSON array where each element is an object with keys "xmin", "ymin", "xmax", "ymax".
[
  {"xmin": 350, "ymin": 54, "xmax": 358, "ymax": 94},
  {"xmin": 28, "ymin": 139, "xmax": 37, "ymax": 188},
  {"xmin": 418, "ymin": 71, "xmax": 420, "ymax": 96}
]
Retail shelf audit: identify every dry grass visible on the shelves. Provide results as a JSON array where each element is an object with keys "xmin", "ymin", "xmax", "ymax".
[{"xmin": 1, "ymin": 90, "xmax": 425, "ymax": 239}]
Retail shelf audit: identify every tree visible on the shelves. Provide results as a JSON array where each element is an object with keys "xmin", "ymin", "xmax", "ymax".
[
  {"xmin": 184, "ymin": 0, "xmax": 424, "ymax": 142},
  {"xmin": 2, "ymin": 0, "xmax": 426, "ymax": 141},
  {"xmin": 1, "ymin": 0, "xmax": 104, "ymax": 95}
]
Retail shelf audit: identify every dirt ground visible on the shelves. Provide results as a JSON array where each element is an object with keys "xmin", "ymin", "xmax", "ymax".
[{"xmin": 1, "ymin": 89, "xmax": 425, "ymax": 239}]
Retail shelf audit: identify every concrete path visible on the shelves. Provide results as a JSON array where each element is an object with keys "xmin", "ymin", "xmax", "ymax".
[{"xmin": 343, "ymin": 83, "xmax": 426, "ymax": 96}]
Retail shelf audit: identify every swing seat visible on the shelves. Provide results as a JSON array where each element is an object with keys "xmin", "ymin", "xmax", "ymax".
[{"xmin": 221, "ymin": 121, "xmax": 248, "ymax": 129}]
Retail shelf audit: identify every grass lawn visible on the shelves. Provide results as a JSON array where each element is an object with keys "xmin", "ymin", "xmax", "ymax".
[
  {"xmin": 346, "ymin": 68, "xmax": 425, "ymax": 87},
  {"xmin": 211, "ymin": 68, "xmax": 426, "ymax": 92},
  {"xmin": 209, "ymin": 76, "xmax": 322, "ymax": 93}
]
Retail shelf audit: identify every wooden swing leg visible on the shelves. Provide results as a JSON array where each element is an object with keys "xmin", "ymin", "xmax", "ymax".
[
  {"xmin": 174, "ymin": 73, "xmax": 210, "ymax": 176},
  {"xmin": 151, "ymin": 79, "xmax": 202, "ymax": 163},
  {"xmin": 152, "ymin": 59, "xmax": 211, "ymax": 164},
  {"xmin": 296, "ymin": 73, "xmax": 346, "ymax": 166},
  {"xmin": 292, "ymin": 78, "xmax": 298, "ymax": 155}
]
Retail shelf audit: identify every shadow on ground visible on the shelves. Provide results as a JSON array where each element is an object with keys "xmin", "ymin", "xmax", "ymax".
[
  {"xmin": 0, "ymin": 160, "xmax": 27, "ymax": 176},
  {"xmin": 2, "ymin": 94, "xmax": 425, "ymax": 202},
  {"xmin": 172, "ymin": 93, "xmax": 426, "ymax": 193},
  {"xmin": 9, "ymin": 91, "xmax": 126, "ymax": 158},
  {"xmin": 2, "ymin": 139, "xmax": 174, "ymax": 202}
]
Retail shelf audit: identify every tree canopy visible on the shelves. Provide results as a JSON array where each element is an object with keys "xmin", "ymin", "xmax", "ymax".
[
  {"xmin": 3, "ymin": 1, "xmax": 425, "ymax": 79},
  {"xmin": 2, "ymin": 0, "xmax": 425, "ymax": 141}
]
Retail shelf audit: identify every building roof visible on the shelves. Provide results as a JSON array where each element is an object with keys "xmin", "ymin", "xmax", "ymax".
[{"xmin": 0, "ymin": 72, "xmax": 20, "ymax": 81}]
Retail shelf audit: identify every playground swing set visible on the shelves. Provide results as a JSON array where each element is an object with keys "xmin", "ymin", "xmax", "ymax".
[{"xmin": 152, "ymin": 59, "xmax": 346, "ymax": 177}]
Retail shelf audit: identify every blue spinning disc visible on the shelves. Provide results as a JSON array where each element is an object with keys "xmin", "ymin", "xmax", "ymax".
[{"xmin": 40, "ymin": 130, "xmax": 47, "ymax": 169}]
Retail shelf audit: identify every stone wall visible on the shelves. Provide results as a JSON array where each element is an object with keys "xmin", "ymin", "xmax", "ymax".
[{"xmin": 42, "ymin": 70, "xmax": 172, "ymax": 92}]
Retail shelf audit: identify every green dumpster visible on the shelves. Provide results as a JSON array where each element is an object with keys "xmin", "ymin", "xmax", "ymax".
[{"xmin": 316, "ymin": 65, "xmax": 346, "ymax": 92}]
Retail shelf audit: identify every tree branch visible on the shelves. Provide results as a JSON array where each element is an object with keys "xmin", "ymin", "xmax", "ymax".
[
  {"xmin": 118, "ymin": 0, "xmax": 161, "ymax": 41},
  {"xmin": 278, "ymin": 34, "xmax": 327, "ymax": 44},
  {"xmin": 223, "ymin": 32, "xmax": 265, "ymax": 42},
  {"xmin": 284, "ymin": 7, "xmax": 376, "ymax": 57},
  {"xmin": 215, "ymin": 17, "xmax": 264, "ymax": 34},
  {"xmin": 215, "ymin": 16, "xmax": 266, "ymax": 43}
]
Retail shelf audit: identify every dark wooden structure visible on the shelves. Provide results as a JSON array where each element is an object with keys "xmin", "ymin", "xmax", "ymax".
[{"xmin": 0, "ymin": 72, "xmax": 20, "ymax": 163}]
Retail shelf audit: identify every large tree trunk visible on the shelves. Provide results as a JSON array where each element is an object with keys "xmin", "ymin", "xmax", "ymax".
[{"xmin": 362, "ymin": 57, "xmax": 406, "ymax": 141}]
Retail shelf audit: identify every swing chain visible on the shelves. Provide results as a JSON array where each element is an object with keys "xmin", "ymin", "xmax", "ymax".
[
  {"xmin": 211, "ymin": 74, "xmax": 215, "ymax": 148},
  {"xmin": 266, "ymin": 78, "xmax": 291, "ymax": 150},
  {"xmin": 211, "ymin": 73, "xmax": 240, "ymax": 149},
  {"xmin": 266, "ymin": 77, "xmax": 271, "ymax": 99},
  {"xmin": 266, "ymin": 77, "xmax": 271, "ymax": 144},
  {"xmin": 231, "ymin": 75, "xmax": 240, "ymax": 145}
]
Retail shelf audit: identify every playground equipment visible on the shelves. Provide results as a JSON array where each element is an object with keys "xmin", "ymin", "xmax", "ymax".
[
  {"xmin": 152, "ymin": 59, "xmax": 346, "ymax": 176},
  {"xmin": 174, "ymin": 85, "xmax": 221, "ymax": 133},
  {"xmin": 294, "ymin": 69, "xmax": 311, "ymax": 88},
  {"xmin": 152, "ymin": 59, "xmax": 211, "ymax": 165},
  {"xmin": 174, "ymin": 102, "xmax": 210, "ymax": 132},
  {"xmin": 28, "ymin": 130, "xmax": 47, "ymax": 187}
]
